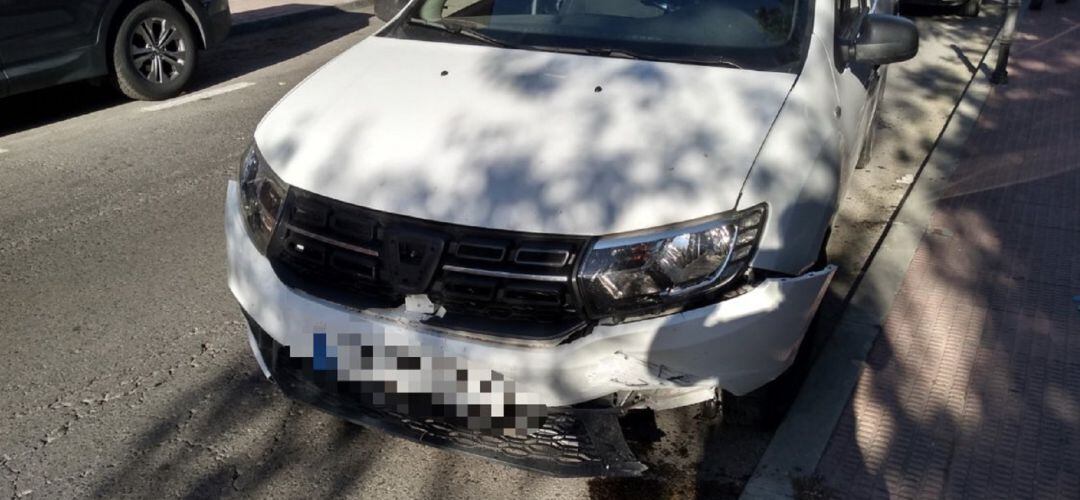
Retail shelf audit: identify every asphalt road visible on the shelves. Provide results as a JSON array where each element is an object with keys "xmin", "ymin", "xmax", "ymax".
[{"xmin": 0, "ymin": 6, "xmax": 1000, "ymax": 499}]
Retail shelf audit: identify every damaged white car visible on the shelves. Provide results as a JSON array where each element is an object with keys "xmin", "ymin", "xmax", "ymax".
[{"xmin": 225, "ymin": 0, "xmax": 917, "ymax": 476}]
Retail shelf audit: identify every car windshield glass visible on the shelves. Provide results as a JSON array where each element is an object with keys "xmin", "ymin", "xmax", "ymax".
[{"xmin": 384, "ymin": 0, "xmax": 811, "ymax": 71}]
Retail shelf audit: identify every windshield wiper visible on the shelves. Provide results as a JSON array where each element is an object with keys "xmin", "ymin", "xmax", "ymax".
[
  {"xmin": 407, "ymin": 19, "xmax": 742, "ymax": 69},
  {"xmin": 583, "ymin": 47, "xmax": 744, "ymax": 69},
  {"xmin": 514, "ymin": 44, "xmax": 742, "ymax": 69},
  {"xmin": 409, "ymin": 19, "xmax": 514, "ymax": 48}
]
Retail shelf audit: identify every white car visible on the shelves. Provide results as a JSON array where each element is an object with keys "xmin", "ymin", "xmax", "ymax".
[{"xmin": 226, "ymin": 0, "xmax": 917, "ymax": 476}]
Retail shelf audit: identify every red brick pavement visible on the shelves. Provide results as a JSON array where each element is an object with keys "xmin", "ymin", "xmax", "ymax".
[{"xmin": 815, "ymin": 4, "xmax": 1080, "ymax": 499}]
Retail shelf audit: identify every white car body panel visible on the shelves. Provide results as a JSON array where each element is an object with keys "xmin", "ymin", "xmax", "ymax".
[
  {"xmin": 740, "ymin": 0, "xmax": 885, "ymax": 274},
  {"xmin": 255, "ymin": 37, "xmax": 796, "ymax": 235},
  {"xmin": 741, "ymin": 35, "xmax": 844, "ymax": 274}
]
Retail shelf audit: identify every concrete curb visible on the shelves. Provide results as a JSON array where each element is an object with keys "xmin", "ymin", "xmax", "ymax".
[
  {"xmin": 230, "ymin": 0, "xmax": 374, "ymax": 36},
  {"xmin": 739, "ymin": 23, "xmax": 1005, "ymax": 500}
]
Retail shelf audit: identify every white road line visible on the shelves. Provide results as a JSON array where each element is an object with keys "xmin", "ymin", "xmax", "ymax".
[
  {"xmin": 141, "ymin": 82, "xmax": 255, "ymax": 112},
  {"xmin": 0, "ymin": 148, "xmax": 8, "ymax": 154}
]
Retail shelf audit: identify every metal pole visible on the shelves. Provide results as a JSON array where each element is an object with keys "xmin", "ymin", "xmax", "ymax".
[{"xmin": 991, "ymin": 0, "xmax": 1022, "ymax": 84}]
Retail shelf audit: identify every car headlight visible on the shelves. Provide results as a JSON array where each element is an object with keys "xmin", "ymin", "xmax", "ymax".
[
  {"xmin": 238, "ymin": 143, "xmax": 288, "ymax": 253},
  {"xmin": 577, "ymin": 204, "xmax": 766, "ymax": 320}
]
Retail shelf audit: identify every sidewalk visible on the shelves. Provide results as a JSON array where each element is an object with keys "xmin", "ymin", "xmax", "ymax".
[
  {"xmin": 229, "ymin": 0, "xmax": 370, "ymax": 27},
  {"xmin": 814, "ymin": 4, "xmax": 1080, "ymax": 499}
]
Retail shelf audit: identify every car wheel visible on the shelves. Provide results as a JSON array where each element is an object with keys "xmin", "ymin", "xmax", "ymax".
[
  {"xmin": 959, "ymin": 0, "xmax": 981, "ymax": 17},
  {"xmin": 857, "ymin": 72, "xmax": 886, "ymax": 170},
  {"xmin": 857, "ymin": 122, "xmax": 875, "ymax": 170},
  {"xmin": 720, "ymin": 387, "xmax": 784, "ymax": 428},
  {"xmin": 112, "ymin": 1, "xmax": 198, "ymax": 101},
  {"xmin": 815, "ymin": 228, "xmax": 831, "ymax": 269}
]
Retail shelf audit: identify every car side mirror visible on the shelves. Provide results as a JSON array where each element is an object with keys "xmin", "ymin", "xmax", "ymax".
[
  {"xmin": 375, "ymin": 0, "xmax": 409, "ymax": 22},
  {"xmin": 846, "ymin": 14, "xmax": 919, "ymax": 65}
]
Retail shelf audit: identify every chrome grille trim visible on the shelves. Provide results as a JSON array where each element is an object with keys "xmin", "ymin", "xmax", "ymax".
[
  {"xmin": 512, "ymin": 248, "xmax": 572, "ymax": 267},
  {"xmin": 285, "ymin": 224, "xmax": 380, "ymax": 258},
  {"xmin": 442, "ymin": 265, "xmax": 569, "ymax": 283}
]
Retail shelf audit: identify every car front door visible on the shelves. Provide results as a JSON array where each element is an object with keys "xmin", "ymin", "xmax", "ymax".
[{"xmin": 0, "ymin": 0, "xmax": 109, "ymax": 94}]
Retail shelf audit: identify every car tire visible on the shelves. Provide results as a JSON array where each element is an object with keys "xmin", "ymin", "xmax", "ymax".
[
  {"xmin": 959, "ymin": 0, "xmax": 981, "ymax": 17},
  {"xmin": 815, "ymin": 227, "xmax": 831, "ymax": 269},
  {"xmin": 112, "ymin": 1, "xmax": 199, "ymax": 101},
  {"xmin": 857, "ymin": 71, "xmax": 886, "ymax": 171},
  {"xmin": 857, "ymin": 122, "xmax": 875, "ymax": 171},
  {"xmin": 720, "ymin": 386, "xmax": 785, "ymax": 428}
]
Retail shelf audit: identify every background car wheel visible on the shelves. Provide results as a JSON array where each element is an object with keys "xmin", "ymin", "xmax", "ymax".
[
  {"xmin": 959, "ymin": 0, "xmax": 981, "ymax": 17},
  {"xmin": 112, "ymin": 1, "xmax": 198, "ymax": 100}
]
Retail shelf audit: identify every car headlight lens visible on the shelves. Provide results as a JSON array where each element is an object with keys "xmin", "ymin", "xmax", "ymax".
[
  {"xmin": 577, "ymin": 204, "xmax": 766, "ymax": 320},
  {"xmin": 238, "ymin": 143, "xmax": 288, "ymax": 253}
]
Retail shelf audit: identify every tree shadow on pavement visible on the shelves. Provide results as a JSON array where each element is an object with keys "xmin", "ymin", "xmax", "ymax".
[
  {"xmin": 814, "ymin": 6, "xmax": 1080, "ymax": 497},
  {"xmin": 0, "ymin": 11, "xmax": 371, "ymax": 139}
]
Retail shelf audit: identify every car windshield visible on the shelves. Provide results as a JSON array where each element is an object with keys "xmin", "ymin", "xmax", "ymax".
[{"xmin": 383, "ymin": 0, "xmax": 811, "ymax": 71}]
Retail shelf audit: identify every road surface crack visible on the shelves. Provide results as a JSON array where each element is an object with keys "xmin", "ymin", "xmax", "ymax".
[{"xmin": 2, "ymin": 454, "xmax": 26, "ymax": 500}]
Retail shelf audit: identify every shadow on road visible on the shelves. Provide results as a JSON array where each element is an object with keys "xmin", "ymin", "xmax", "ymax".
[
  {"xmin": 0, "ymin": 10, "xmax": 371, "ymax": 139},
  {"xmin": 91, "ymin": 364, "xmax": 378, "ymax": 498}
]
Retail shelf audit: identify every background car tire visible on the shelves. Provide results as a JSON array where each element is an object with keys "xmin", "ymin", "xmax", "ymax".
[
  {"xmin": 958, "ymin": 0, "xmax": 981, "ymax": 17},
  {"xmin": 112, "ymin": 1, "xmax": 199, "ymax": 100}
]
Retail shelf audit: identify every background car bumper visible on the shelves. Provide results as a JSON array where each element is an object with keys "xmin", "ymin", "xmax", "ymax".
[{"xmin": 226, "ymin": 181, "xmax": 835, "ymax": 407}]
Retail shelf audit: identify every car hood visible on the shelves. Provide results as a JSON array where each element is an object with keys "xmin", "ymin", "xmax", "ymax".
[{"xmin": 255, "ymin": 37, "xmax": 796, "ymax": 235}]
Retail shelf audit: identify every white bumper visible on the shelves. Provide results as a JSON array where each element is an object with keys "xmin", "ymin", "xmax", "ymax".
[{"xmin": 226, "ymin": 182, "xmax": 835, "ymax": 407}]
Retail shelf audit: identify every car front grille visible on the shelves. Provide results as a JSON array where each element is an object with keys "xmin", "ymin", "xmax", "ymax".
[{"xmin": 266, "ymin": 187, "xmax": 593, "ymax": 342}]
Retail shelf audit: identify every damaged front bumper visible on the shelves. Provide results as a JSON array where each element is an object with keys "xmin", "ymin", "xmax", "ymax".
[
  {"xmin": 247, "ymin": 317, "xmax": 647, "ymax": 476},
  {"xmin": 225, "ymin": 182, "xmax": 835, "ymax": 476}
]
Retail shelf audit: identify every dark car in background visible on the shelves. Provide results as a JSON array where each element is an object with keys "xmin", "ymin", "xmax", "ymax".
[{"xmin": 0, "ymin": 0, "xmax": 230, "ymax": 101}]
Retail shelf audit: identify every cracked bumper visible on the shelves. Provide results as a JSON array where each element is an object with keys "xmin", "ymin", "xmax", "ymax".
[{"xmin": 226, "ymin": 181, "xmax": 835, "ymax": 406}]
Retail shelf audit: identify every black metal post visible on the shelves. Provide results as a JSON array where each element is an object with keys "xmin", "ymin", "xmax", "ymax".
[{"xmin": 991, "ymin": 0, "xmax": 1022, "ymax": 84}]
